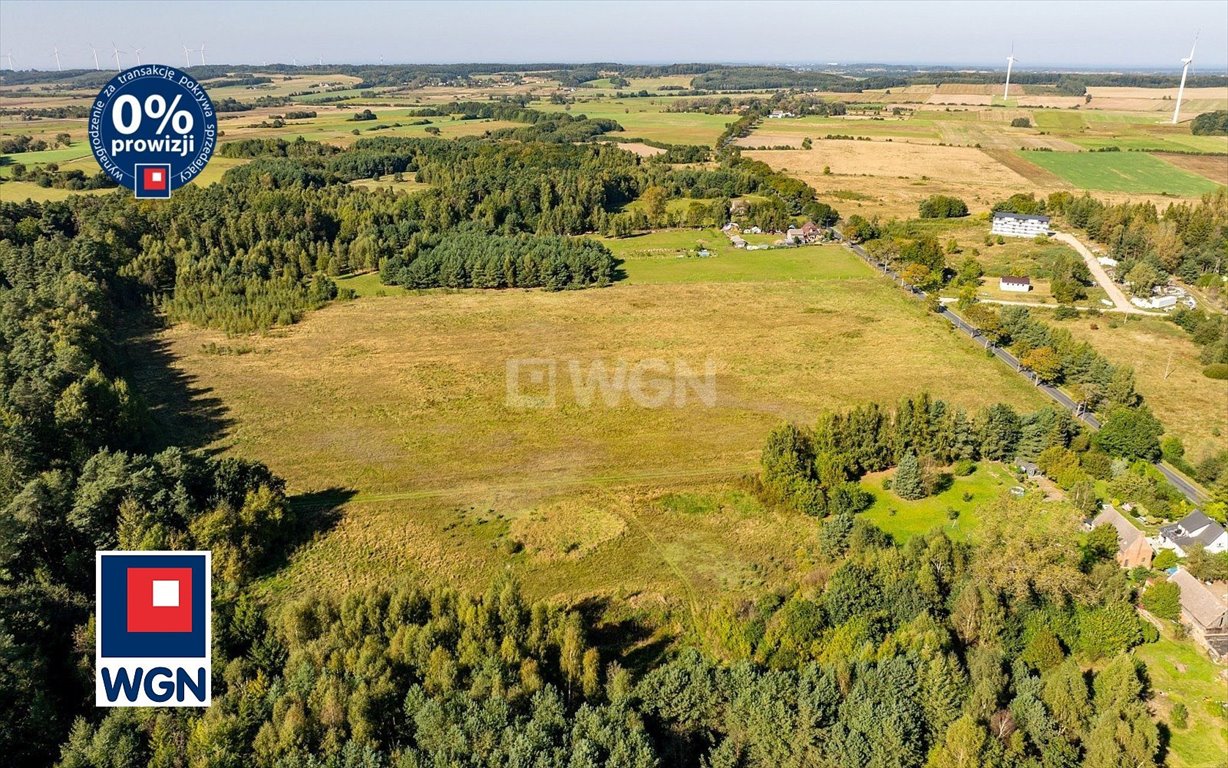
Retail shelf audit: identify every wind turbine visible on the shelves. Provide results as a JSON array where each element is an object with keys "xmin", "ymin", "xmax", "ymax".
[
  {"xmin": 199, "ymin": 42, "xmax": 206, "ymax": 65},
  {"xmin": 132, "ymin": 47, "xmax": 143, "ymax": 65},
  {"xmin": 111, "ymin": 42, "xmax": 124, "ymax": 71},
  {"xmin": 2, "ymin": 51, "xmax": 14, "ymax": 71},
  {"xmin": 1172, "ymin": 34, "xmax": 1198, "ymax": 124},
  {"xmin": 88, "ymin": 44, "xmax": 100, "ymax": 70},
  {"xmin": 52, "ymin": 45, "xmax": 61, "ymax": 72},
  {"xmin": 1003, "ymin": 43, "xmax": 1017, "ymax": 101},
  {"xmin": 183, "ymin": 44, "xmax": 192, "ymax": 67}
]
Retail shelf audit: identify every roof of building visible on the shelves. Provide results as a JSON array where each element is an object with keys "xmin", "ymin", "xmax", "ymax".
[
  {"xmin": 1000, "ymin": 275, "xmax": 1032, "ymax": 286},
  {"xmin": 1093, "ymin": 505, "xmax": 1145, "ymax": 547},
  {"xmin": 1171, "ymin": 568, "xmax": 1228, "ymax": 631},
  {"xmin": 993, "ymin": 212, "xmax": 1051, "ymax": 223},
  {"xmin": 1162, "ymin": 510, "xmax": 1227, "ymax": 549}
]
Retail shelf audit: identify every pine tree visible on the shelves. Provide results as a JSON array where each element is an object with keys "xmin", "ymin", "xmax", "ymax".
[{"xmin": 895, "ymin": 453, "xmax": 927, "ymax": 500}]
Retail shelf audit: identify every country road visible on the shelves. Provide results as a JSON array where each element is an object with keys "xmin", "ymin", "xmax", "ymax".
[
  {"xmin": 836, "ymin": 232, "xmax": 1208, "ymax": 506},
  {"xmin": 1050, "ymin": 231, "xmax": 1161, "ymax": 316}
]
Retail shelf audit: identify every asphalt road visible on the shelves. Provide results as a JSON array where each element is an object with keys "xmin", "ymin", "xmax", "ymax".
[{"xmin": 835, "ymin": 234, "xmax": 1207, "ymax": 505}]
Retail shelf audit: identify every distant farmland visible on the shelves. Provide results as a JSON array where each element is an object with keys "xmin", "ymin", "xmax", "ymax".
[{"xmin": 1016, "ymin": 150, "xmax": 1224, "ymax": 195}]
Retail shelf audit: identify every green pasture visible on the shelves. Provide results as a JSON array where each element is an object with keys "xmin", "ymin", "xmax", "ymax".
[{"xmin": 1016, "ymin": 150, "xmax": 1223, "ymax": 195}]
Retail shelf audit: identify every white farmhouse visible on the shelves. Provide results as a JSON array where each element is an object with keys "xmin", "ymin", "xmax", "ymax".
[
  {"xmin": 1157, "ymin": 510, "xmax": 1228, "ymax": 558},
  {"xmin": 999, "ymin": 275, "xmax": 1032, "ymax": 293},
  {"xmin": 991, "ymin": 212, "xmax": 1051, "ymax": 238}
]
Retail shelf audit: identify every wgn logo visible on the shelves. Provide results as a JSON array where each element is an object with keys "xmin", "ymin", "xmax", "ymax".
[{"xmin": 96, "ymin": 551, "xmax": 211, "ymax": 707}]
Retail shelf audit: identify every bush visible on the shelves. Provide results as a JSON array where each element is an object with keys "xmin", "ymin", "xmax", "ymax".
[
  {"xmin": 1152, "ymin": 549, "xmax": 1178, "ymax": 570},
  {"xmin": 953, "ymin": 459, "xmax": 976, "ymax": 476},
  {"xmin": 918, "ymin": 194, "xmax": 969, "ymax": 219},
  {"xmin": 1010, "ymin": 117, "xmax": 1031, "ymax": 128},
  {"xmin": 1203, "ymin": 363, "xmax": 1228, "ymax": 380},
  {"xmin": 1140, "ymin": 580, "xmax": 1180, "ymax": 621},
  {"xmin": 1170, "ymin": 702, "xmax": 1188, "ymax": 729}
]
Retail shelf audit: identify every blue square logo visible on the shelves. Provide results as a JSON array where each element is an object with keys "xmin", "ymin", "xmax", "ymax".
[
  {"xmin": 97, "ymin": 552, "xmax": 210, "ymax": 658},
  {"xmin": 134, "ymin": 164, "xmax": 172, "ymax": 199}
]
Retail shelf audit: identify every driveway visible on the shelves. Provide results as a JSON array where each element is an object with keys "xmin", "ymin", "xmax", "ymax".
[{"xmin": 1051, "ymin": 231, "xmax": 1160, "ymax": 316}]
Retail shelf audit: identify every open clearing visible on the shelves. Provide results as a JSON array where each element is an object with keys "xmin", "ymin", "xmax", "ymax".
[
  {"xmin": 1133, "ymin": 631, "xmax": 1228, "ymax": 768},
  {"xmin": 153, "ymin": 243, "xmax": 1047, "ymax": 603},
  {"xmin": 859, "ymin": 462, "xmax": 1017, "ymax": 542}
]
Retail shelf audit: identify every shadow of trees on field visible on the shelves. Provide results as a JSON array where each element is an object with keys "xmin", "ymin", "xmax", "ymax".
[
  {"xmin": 572, "ymin": 595, "xmax": 673, "ymax": 675},
  {"xmin": 118, "ymin": 319, "xmax": 233, "ymax": 455},
  {"xmin": 259, "ymin": 487, "xmax": 357, "ymax": 576}
]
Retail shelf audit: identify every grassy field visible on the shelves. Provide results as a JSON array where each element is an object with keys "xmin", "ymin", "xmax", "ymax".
[
  {"xmin": 859, "ymin": 462, "xmax": 1018, "ymax": 542},
  {"xmin": 591, "ymin": 229, "xmax": 865, "ymax": 285},
  {"xmin": 150, "ymin": 241, "xmax": 1047, "ymax": 607},
  {"xmin": 1017, "ymin": 151, "xmax": 1223, "ymax": 196},
  {"xmin": 1055, "ymin": 313, "xmax": 1228, "ymax": 464},
  {"xmin": 746, "ymin": 141, "xmax": 1038, "ymax": 219},
  {"xmin": 1134, "ymin": 631, "xmax": 1228, "ymax": 768},
  {"xmin": 532, "ymin": 98, "xmax": 734, "ymax": 144}
]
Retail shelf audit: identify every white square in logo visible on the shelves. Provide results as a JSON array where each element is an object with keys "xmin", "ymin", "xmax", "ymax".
[
  {"xmin": 152, "ymin": 580, "xmax": 180, "ymax": 607},
  {"xmin": 151, "ymin": 170, "xmax": 163, "ymax": 183}
]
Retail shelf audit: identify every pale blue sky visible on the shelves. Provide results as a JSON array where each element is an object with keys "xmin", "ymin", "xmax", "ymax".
[{"xmin": 1, "ymin": 1, "xmax": 1225, "ymax": 72}]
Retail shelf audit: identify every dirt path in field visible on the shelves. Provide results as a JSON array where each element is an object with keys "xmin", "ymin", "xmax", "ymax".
[{"xmin": 1051, "ymin": 232, "xmax": 1160, "ymax": 315}]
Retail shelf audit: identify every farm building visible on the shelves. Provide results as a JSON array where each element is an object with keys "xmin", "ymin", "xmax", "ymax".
[
  {"xmin": 1089, "ymin": 505, "xmax": 1153, "ymax": 569},
  {"xmin": 730, "ymin": 235, "xmax": 747, "ymax": 249},
  {"xmin": 999, "ymin": 276, "xmax": 1032, "ymax": 293},
  {"xmin": 991, "ymin": 212, "xmax": 1051, "ymax": 238},
  {"xmin": 1157, "ymin": 510, "xmax": 1228, "ymax": 557},
  {"xmin": 1170, "ymin": 568, "xmax": 1228, "ymax": 660},
  {"xmin": 1130, "ymin": 295, "xmax": 1178, "ymax": 310}
]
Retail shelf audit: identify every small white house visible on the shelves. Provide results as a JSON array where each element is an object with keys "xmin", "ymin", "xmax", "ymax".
[
  {"xmin": 991, "ymin": 212, "xmax": 1051, "ymax": 238},
  {"xmin": 1000, "ymin": 275, "xmax": 1032, "ymax": 293}
]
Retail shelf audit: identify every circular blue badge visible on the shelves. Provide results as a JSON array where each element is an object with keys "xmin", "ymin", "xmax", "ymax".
[{"xmin": 88, "ymin": 65, "xmax": 217, "ymax": 198}]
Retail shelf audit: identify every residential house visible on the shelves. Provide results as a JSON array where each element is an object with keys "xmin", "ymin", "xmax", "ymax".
[
  {"xmin": 785, "ymin": 227, "xmax": 807, "ymax": 245},
  {"xmin": 1158, "ymin": 510, "xmax": 1228, "ymax": 557},
  {"xmin": 1000, "ymin": 276, "xmax": 1032, "ymax": 293},
  {"xmin": 800, "ymin": 221, "xmax": 821, "ymax": 239},
  {"xmin": 1170, "ymin": 567, "xmax": 1228, "ymax": 660},
  {"xmin": 991, "ymin": 212, "xmax": 1052, "ymax": 238},
  {"xmin": 1090, "ymin": 505, "xmax": 1153, "ymax": 569}
]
